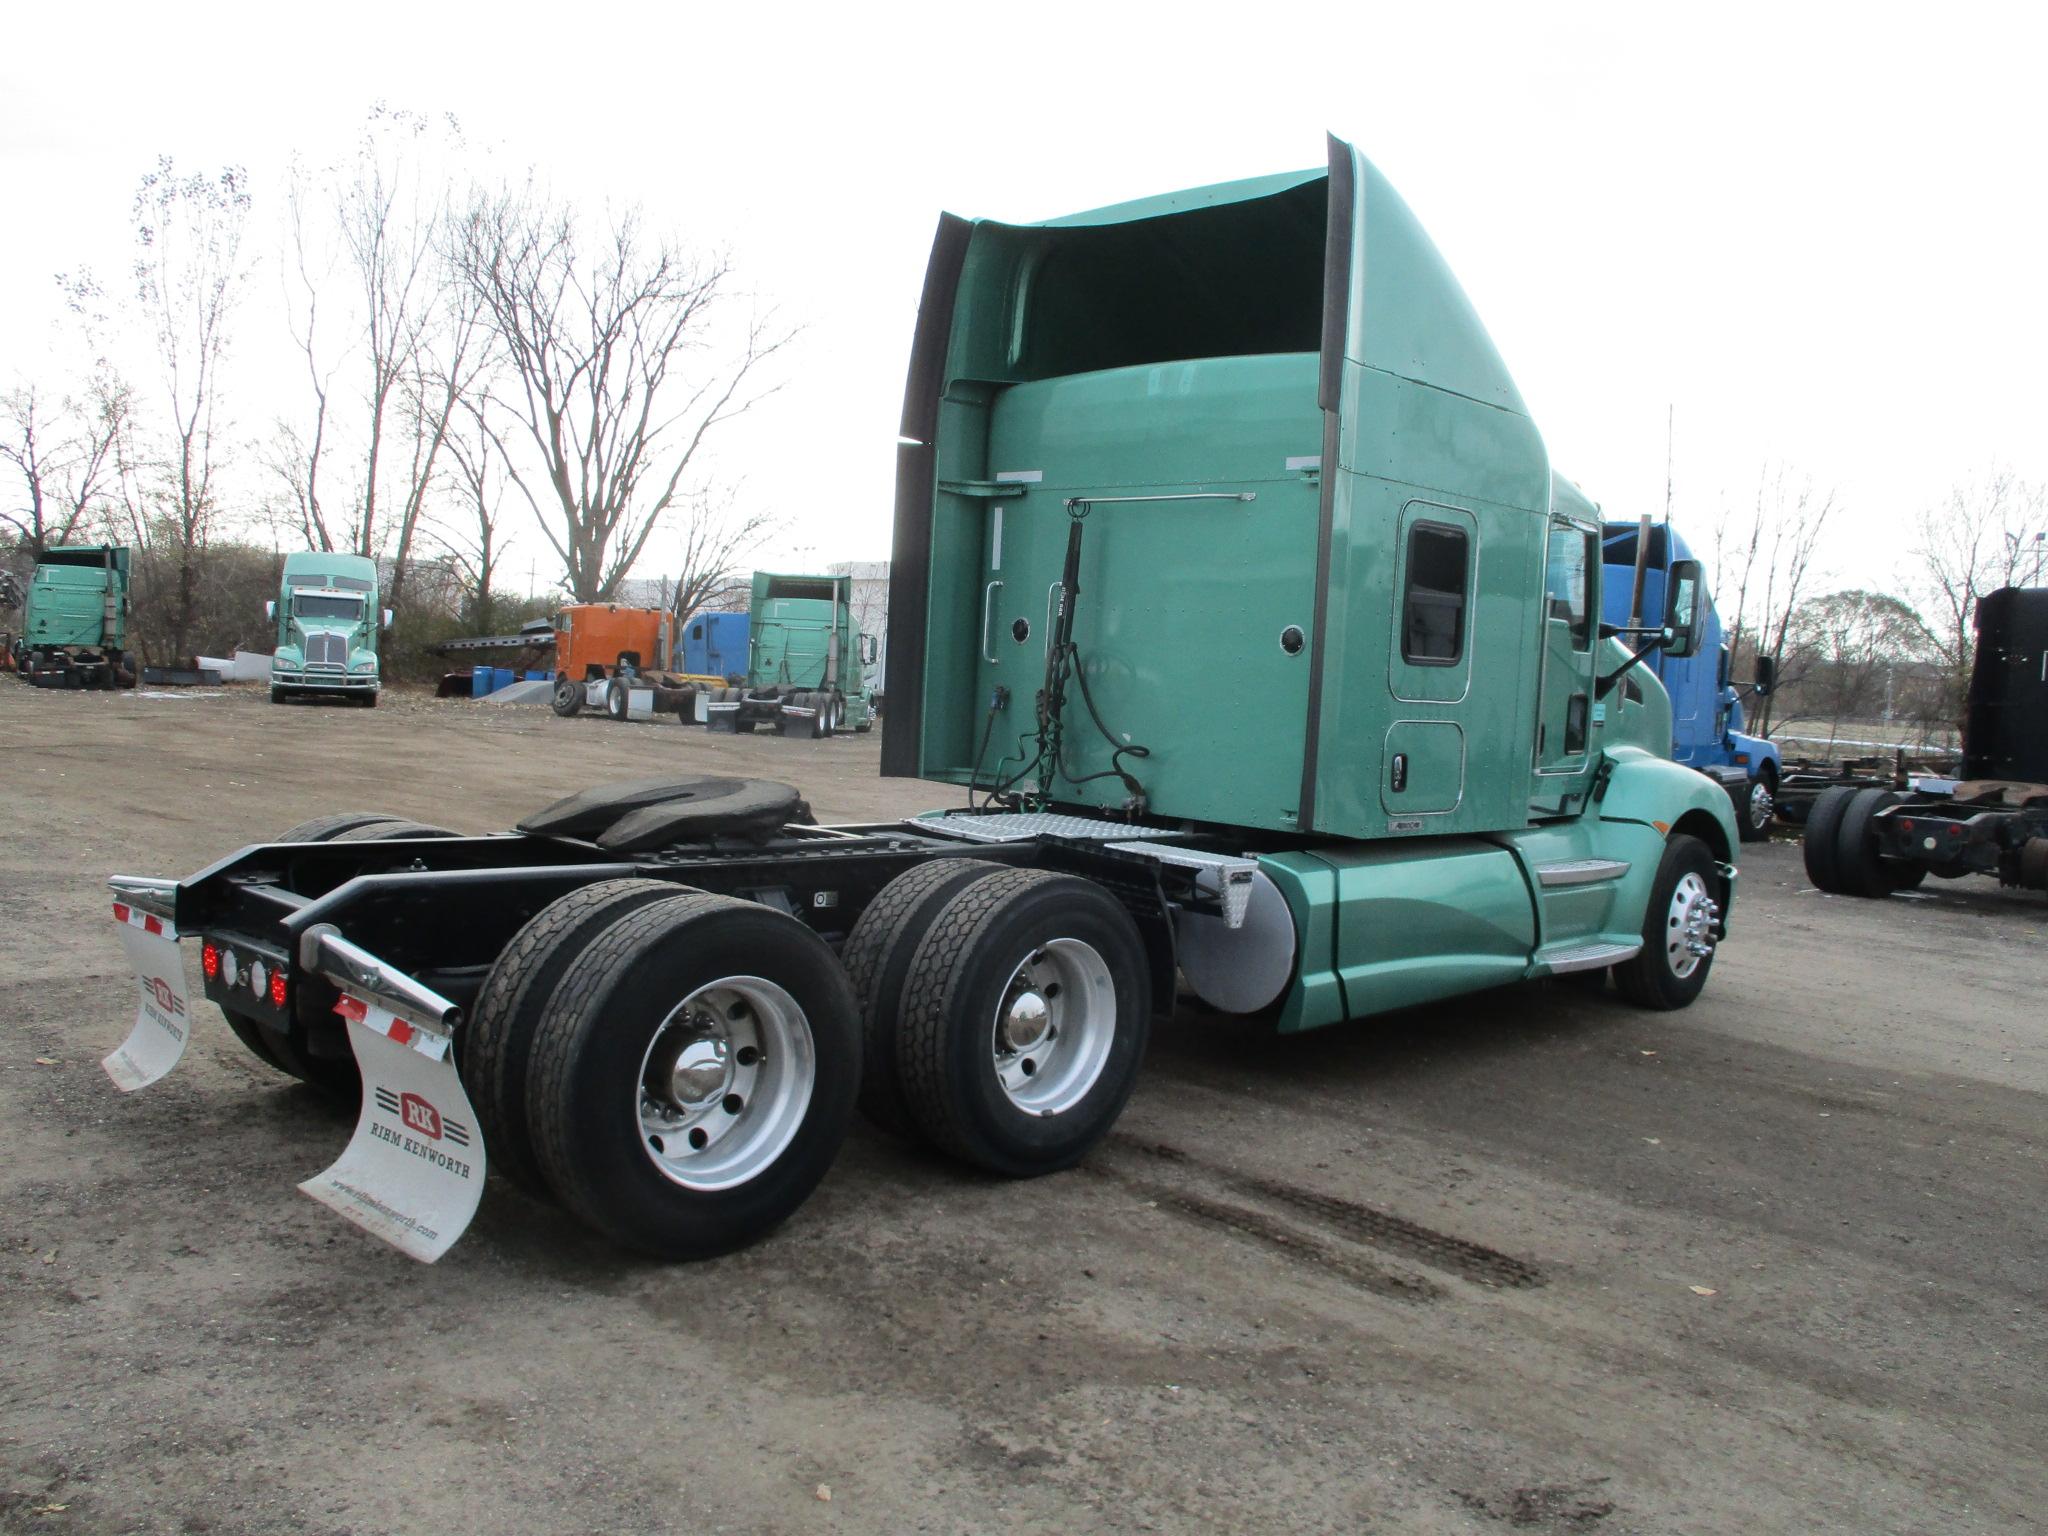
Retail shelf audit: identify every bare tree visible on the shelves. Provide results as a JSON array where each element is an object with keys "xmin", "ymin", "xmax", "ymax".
[
  {"xmin": 1, "ymin": 374, "xmax": 131, "ymax": 558},
  {"xmin": 1910, "ymin": 468, "xmax": 2046, "ymax": 734},
  {"xmin": 1782, "ymin": 589, "xmax": 1936, "ymax": 741},
  {"xmin": 276, "ymin": 110, "xmax": 485, "ymax": 623},
  {"xmin": 125, "ymin": 157, "xmax": 254, "ymax": 659},
  {"xmin": 1709, "ymin": 464, "xmax": 1836, "ymax": 734},
  {"xmin": 663, "ymin": 490, "xmax": 775, "ymax": 630},
  {"xmin": 453, "ymin": 183, "xmax": 790, "ymax": 601},
  {"xmin": 439, "ymin": 405, "xmax": 512, "ymax": 632}
]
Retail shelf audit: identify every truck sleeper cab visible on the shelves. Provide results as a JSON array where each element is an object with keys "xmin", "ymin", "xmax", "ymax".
[
  {"xmin": 1601, "ymin": 521, "xmax": 1781, "ymax": 841},
  {"xmin": 98, "ymin": 140, "xmax": 1737, "ymax": 1266}
]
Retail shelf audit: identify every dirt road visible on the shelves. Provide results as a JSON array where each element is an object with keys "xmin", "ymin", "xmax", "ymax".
[{"xmin": 3, "ymin": 683, "xmax": 2042, "ymax": 1534}]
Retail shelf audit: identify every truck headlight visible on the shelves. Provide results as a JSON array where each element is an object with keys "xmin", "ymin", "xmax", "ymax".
[{"xmin": 351, "ymin": 660, "xmax": 375, "ymax": 673}]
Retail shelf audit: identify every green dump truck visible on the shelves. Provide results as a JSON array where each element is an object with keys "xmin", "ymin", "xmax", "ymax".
[
  {"xmin": 703, "ymin": 571, "xmax": 878, "ymax": 737},
  {"xmin": 14, "ymin": 544, "xmax": 133, "ymax": 688},
  {"xmin": 267, "ymin": 551, "xmax": 387, "ymax": 705},
  {"xmin": 97, "ymin": 139, "xmax": 1736, "ymax": 1265}
]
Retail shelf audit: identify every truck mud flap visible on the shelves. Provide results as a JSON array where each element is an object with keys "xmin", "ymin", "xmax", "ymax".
[
  {"xmin": 102, "ymin": 902, "xmax": 192, "ymax": 1092},
  {"xmin": 299, "ymin": 995, "xmax": 486, "ymax": 1264}
]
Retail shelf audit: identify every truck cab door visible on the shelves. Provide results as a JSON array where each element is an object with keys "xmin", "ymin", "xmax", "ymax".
[{"xmin": 1530, "ymin": 518, "xmax": 1600, "ymax": 814}]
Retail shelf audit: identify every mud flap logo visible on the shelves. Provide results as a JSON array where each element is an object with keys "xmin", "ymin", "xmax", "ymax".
[
  {"xmin": 301, "ymin": 1006, "xmax": 485, "ymax": 1263},
  {"xmin": 103, "ymin": 918, "xmax": 191, "ymax": 1092}
]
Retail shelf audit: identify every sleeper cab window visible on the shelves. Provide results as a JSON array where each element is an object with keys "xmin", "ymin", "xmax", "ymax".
[
  {"xmin": 1545, "ymin": 525, "xmax": 1596, "ymax": 650},
  {"xmin": 1401, "ymin": 521, "xmax": 1469, "ymax": 665}
]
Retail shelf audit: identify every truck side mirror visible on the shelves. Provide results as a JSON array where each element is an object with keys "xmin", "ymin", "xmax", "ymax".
[
  {"xmin": 1752, "ymin": 653, "xmax": 1777, "ymax": 696},
  {"xmin": 860, "ymin": 634, "xmax": 877, "ymax": 665},
  {"xmin": 265, "ymin": 600, "xmax": 277, "ymax": 622},
  {"xmin": 1664, "ymin": 559, "xmax": 1703, "ymax": 658},
  {"xmin": 381, "ymin": 608, "xmax": 394, "ymax": 632}
]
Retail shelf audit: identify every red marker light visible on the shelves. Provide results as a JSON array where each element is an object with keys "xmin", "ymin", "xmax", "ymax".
[
  {"xmin": 201, "ymin": 941, "xmax": 221, "ymax": 980},
  {"xmin": 113, "ymin": 902, "xmax": 131, "ymax": 925},
  {"xmin": 270, "ymin": 969, "xmax": 289, "ymax": 1009}
]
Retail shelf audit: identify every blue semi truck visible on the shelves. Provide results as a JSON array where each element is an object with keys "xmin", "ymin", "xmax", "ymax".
[
  {"xmin": 679, "ymin": 610, "xmax": 749, "ymax": 679},
  {"xmin": 1602, "ymin": 521, "xmax": 1779, "ymax": 842}
]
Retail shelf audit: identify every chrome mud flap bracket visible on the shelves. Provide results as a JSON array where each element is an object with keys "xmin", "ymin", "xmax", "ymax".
[{"xmin": 295, "ymin": 925, "xmax": 485, "ymax": 1263}]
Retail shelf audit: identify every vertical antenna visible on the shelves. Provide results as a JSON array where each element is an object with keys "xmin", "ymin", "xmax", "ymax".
[{"xmin": 1663, "ymin": 403, "xmax": 1674, "ymax": 524}]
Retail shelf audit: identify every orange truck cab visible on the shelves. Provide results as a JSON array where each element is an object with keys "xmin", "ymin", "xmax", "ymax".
[{"xmin": 551, "ymin": 605, "xmax": 722, "ymax": 722}]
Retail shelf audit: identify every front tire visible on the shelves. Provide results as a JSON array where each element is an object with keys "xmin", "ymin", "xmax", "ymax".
[
  {"xmin": 895, "ymin": 869, "xmax": 1151, "ymax": 1176},
  {"xmin": 551, "ymin": 673, "xmax": 583, "ymax": 717},
  {"xmin": 526, "ymin": 893, "xmax": 860, "ymax": 1258},
  {"xmin": 1735, "ymin": 769, "xmax": 1775, "ymax": 844},
  {"xmin": 1614, "ymin": 834, "xmax": 1721, "ymax": 1010}
]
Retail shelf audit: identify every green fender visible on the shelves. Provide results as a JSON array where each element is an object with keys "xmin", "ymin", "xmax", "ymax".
[{"xmin": 1595, "ymin": 745, "xmax": 1741, "ymax": 871}]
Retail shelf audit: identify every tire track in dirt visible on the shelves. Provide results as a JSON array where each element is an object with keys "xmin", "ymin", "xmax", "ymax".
[{"xmin": 1106, "ymin": 1135, "xmax": 1544, "ymax": 1291}]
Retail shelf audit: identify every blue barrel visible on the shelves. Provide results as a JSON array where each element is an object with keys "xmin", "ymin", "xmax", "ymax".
[{"xmin": 471, "ymin": 665, "xmax": 495, "ymax": 696}]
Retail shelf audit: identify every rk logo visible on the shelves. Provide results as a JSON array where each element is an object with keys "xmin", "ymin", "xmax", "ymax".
[
  {"xmin": 143, "ymin": 976, "xmax": 187, "ymax": 1016},
  {"xmin": 399, "ymin": 1092, "xmax": 443, "ymax": 1140}
]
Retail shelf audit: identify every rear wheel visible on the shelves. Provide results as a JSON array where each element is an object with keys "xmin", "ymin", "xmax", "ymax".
[
  {"xmin": 895, "ymin": 869, "xmax": 1150, "ymax": 1176},
  {"xmin": 1835, "ymin": 788, "xmax": 1917, "ymax": 898},
  {"xmin": 1615, "ymin": 834, "xmax": 1721, "ymax": 1010},
  {"xmin": 526, "ymin": 894, "xmax": 860, "ymax": 1258},
  {"xmin": 463, "ymin": 878, "xmax": 693, "ymax": 1198},
  {"xmin": 841, "ymin": 858, "xmax": 1009, "ymax": 1139},
  {"xmin": 1802, "ymin": 785, "xmax": 1857, "ymax": 892}
]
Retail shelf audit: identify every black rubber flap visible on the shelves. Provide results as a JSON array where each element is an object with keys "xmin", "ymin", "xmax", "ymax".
[
  {"xmin": 595, "ymin": 780, "xmax": 805, "ymax": 851},
  {"xmin": 518, "ymin": 776, "xmax": 797, "ymax": 841}
]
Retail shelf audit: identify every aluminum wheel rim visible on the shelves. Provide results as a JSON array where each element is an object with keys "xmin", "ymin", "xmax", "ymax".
[
  {"xmin": 990, "ymin": 938, "xmax": 1116, "ymax": 1115},
  {"xmin": 1665, "ymin": 871, "xmax": 1718, "ymax": 979},
  {"xmin": 1748, "ymin": 780, "xmax": 1774, "ymax": 829},
  {"xmin": 636, "ymin": 975, "xmax": 815, "ymax": 1191}
]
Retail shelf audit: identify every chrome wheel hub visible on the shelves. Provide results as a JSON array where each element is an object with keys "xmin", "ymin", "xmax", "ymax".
[
  {"xmin": 991, "ymin": 938, "xmax": 1116, "ymax": 1116},
  {"xmin": 637, "ymin": 976, "xmax": 815, "ymax": 1191},
  {"xmin": 1749, "ymin": 780, "xmax": 1774, "ymax": 828},
  {"xmin": 1665, "ymin": 872, "xmax": 1721, "ymax": 979}
]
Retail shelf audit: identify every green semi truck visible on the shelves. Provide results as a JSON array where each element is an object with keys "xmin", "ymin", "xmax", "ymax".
[
  {"xmin": 704, "ymin": 571, "xmax": 878, "ymax": 736},
  {"xmin": 267, "ymin": 551, "xmax": 388, "ymax": 705},
  {"xmin": 12, "ymin": 544, "xmax": 133, "ymax": 688},
  {"xmin": 98, "ymin": 139, "xmax": 1737, "ymax": 1265}
]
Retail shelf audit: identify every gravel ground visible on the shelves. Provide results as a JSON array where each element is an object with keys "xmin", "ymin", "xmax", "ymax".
[{"xmin": 2, "ymin": 682, "xmax": 2042, "ymax": 1534}]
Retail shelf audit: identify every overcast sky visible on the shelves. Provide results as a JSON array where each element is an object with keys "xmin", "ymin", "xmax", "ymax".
[{"xmin": 5, "ymin": 1, "xmax": 2044, "ymax": 600}]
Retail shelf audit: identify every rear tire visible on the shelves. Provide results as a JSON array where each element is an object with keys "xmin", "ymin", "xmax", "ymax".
[
  {"xmin": 328, "ymin": 819, "xmax": 457, "ymax": 841},
  {"xmin": 895, "ymin": 869, "xmax": 1151, "ymax": 1176},
  {"xmin": 1615, "ymin": 834, "xmax": 1721, "ymax": 1010},
  {"xmin": 1802, "ymin": 785, "xmax": 1857, "ymax": 892},
  {"xmin": 841, "ymin": 858, "xmax": 1010, "ymax": 1140},
  {"xmin": 1835, "ymin": 788, "xmax": 1916, "ymax": 898},
  {"xmin": 220, "ymin": 1007, "xmax": 289, "ymax": 1072},
  {"xmin": 463, "ymin": 878, "xmax": 693, "ymax": 1198},
  {"xmin": 275, "ymin": 811, "xmax": 405, "ymax": 843},
  {"xmin": 526, "ymin": 894, "xmax": 860, "ymax": 1258}
]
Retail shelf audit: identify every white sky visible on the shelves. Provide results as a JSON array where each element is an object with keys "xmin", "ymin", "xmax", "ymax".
[{"xmin": 5, "ymin": 1, "xmax": 2044, "ymax": 601}]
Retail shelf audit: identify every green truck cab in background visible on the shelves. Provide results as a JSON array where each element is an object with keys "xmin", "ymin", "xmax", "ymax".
[
  {"xmin": 268, "ymin": 551, "xmax": 388, "ymax": 706},
  {"xmin": 704, "ymin": 571, "xmax": 878, "ymax": 737},
  {"xmin": 13, "ymin": 544, "xmax": 133, "ymax": 689}
]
